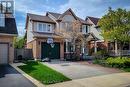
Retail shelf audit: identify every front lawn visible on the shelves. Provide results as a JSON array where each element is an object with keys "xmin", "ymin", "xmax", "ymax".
[{"xmin": 18, "ymin": 61, "xmax": 71, "ymax": 85}]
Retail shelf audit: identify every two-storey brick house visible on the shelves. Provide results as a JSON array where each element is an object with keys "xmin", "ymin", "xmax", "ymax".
[{"xmin": 25, "ymin": 8, "xmax": 98, "ymax": 60}]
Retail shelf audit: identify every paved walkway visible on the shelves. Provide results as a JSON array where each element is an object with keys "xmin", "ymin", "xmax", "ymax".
[
  {"xmin": 43, "ymin": 60, "xmax": 122, "ymax": 79},
  {"xmin": 0, "ymin": 65, "xmax": 36, "ymax": 87},
  {"xmin": 47, "ymin": 73, "xmax": 130, "ymax": 87}
]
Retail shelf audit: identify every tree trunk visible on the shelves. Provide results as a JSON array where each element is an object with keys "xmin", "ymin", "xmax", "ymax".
[{"xmin": 120, "ymin": 42, "xmax": 125, "ymax": 58}]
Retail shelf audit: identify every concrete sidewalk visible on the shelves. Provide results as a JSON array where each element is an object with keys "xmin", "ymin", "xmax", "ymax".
[{"xmin": 47, "ymin": 73, "xmax": 130, "ymax": 87}]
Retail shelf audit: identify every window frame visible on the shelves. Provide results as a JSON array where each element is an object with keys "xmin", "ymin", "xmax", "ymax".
[
  {"xmin": 82, "ymin": 25, "xmax": 87, "ymax": 34},
  {"xmin": 37, "ymin": 22, "xmax": 53, "ymax": 33}
]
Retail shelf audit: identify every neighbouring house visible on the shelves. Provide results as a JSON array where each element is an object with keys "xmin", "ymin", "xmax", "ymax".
[
  {"xmin": 86, "ymin": 16, "xmax": 107, "ymax": 54},
  {"xmin": 25, "ymin": 8, "xmax": 100, "ymax": 60},
  {"xmin": 0, "ymin": 13, "xmax": 17, "ymax": 64},
  {"xmin": 86, "ymin": 16, "xmax": 130, "ymax": 56}
]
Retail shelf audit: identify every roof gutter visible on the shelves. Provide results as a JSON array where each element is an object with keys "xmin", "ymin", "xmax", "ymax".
[{"xmin": 0, "ymin": 33, "xmax": 18, "ymax": 37}]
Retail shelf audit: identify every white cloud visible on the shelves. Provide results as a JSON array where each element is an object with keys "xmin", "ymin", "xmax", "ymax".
[
  {"xmin": 59, "ymin": 0, "xmax": 105, "ymax": 18},
  {"xmin": 14, "ymin": 0, "xmax": 56, "ymax": 36},
  {"xmin": 59, "ymin": 0, "xmax": 130, "ymax": 19}
]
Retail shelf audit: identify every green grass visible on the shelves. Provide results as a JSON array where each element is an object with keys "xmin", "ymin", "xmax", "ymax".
[{"xmin": 18, "ymin": 61, "xmax": 71, "ymax": 85}]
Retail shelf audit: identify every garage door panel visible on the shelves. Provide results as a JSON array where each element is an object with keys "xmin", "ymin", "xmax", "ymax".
[
  {"xmin": 41, "ymin": 42, "xmax": 60, "ymax": 59},
  {"xmin": 0, "ymin": 44, "xmax": 8, "ymax": 64}
]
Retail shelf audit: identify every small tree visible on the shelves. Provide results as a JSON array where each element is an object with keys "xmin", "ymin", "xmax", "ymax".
[
  {"xmin": 98, "ymin": 7, "xmax": 130, "ymax": 57},
  {"xmin": 13, "ymin": 35, "xmax": 26, "ymax": 49},
  {"xmin": 58, "ymin": 20, "xmax": 82, "ymax": 60}
]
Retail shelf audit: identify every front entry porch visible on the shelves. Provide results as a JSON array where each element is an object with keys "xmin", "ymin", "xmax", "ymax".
[
  {"xmin": 64, "ymin": 33, "xmax": 99, "ymax": 60},
  {"xmin": 108, "ymin": 41, "xmax": 130, "ymax": 56}
]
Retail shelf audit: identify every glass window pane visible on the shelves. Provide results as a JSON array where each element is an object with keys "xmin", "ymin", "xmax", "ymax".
[
  {"xmin": 82, "ymin": 25, "xmax": 86, "ymax": 34},
  {"xmin": 42, "ymin": 23, "xmax": 46, "ymax": 31},
  {"xmin": 1, "ymin": 2, "xmax": 6, "ymax": 13},
  {"xmin": 86, "ymin": 25, "xmax": 88, "ymax": 33},
  {"xmin": 0, "ymin": 14, "xmax": 5, "ymax": 27},
  {"xmin": 47, "ymin": 24, "xmax": 51, "ymax": 32},
  {"xmin": 7, "ymin": 2, "xmax": 13, "ymax": 13},
  {"xmin": 38, "ymin": 23, "xmax": 42, "ymax": 31}
]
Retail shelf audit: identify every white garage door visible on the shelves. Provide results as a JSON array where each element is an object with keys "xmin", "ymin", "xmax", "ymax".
[{"xmin": 0, "ymin": 44, "xmax": 8, "ymax": 64}]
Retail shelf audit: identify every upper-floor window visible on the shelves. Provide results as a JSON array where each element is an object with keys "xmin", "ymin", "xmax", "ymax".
[
  {"xmin": 82, "ymin": 25, "xmax": 88, "ymax": 34},
  {"xmin": 0, "ymin": 1, "xmax": 14, "ymax": 14},
  {"xmin": 38, "ymin": 23, "xmax": 42, "ymax": 31},
  {"xmin": 0, "ymin": 14, "xmax": 5, "ymax": 27},
  {"xmin": 37, "ymin": 22, "xmax": 53, "ymax": 33},
  {"xmin": 47, "ymin": 24, "xmax": 51, "ymax": 32},
  {"xmin": 61, "ymin": 22, "xmax": 73, "ymax": 32}
]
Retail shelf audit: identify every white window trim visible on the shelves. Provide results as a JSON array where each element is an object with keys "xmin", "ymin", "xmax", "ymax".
[
  {"xmin": 82, "ymin": 25, "xmax": 87, "ymax": 34},
  {"xmin": 37, "ymin": 22, "xmax": 53, "ymax": 33}
]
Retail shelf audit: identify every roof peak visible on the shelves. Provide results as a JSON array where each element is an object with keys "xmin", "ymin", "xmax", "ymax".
[
  {"xmin": 87, "ymin": 16, "xmax": 100, "ymax": 19},
  {"xmin": 47, "ymin": 11, "xmax": 61, "ymax": 15},
  {"xmin": 86, "ymin": 16, "xmax": 100, "ymax": 25}
]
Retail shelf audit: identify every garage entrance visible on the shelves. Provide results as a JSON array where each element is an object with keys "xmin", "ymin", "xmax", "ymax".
[
  {"xmin": 0, "ymin": 44, "xmax": 8, "ymax": 64},
  {"xmin": 41, "ymin": 42, "xmax": 60, "ymax": 59}
]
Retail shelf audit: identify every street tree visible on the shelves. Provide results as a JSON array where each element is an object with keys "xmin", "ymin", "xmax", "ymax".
[{"xmin": 98, "ymin": 7, "xmax": 130, "ymax": 57}]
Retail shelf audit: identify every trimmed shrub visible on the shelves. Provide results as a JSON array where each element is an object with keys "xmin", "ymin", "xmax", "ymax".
[
  {"xmin": 106, "ymin": 57, "xmax": 130, "ymax": 68},
  {"xmin": 93, "ymin": 49, "xmax": 108, "ymax": 59}
]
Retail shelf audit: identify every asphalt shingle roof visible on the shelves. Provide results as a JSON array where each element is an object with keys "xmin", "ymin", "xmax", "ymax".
[
  {"xmin": 48, "ymin": 10, "xmax": 92, "ymax": 25},
  {"xmin": 87, "ymin": 16, "xmax": 100, "ymax": 25},
  {"xmin": 27, "ymin": 13, "xmax": 55, "ymax": 23},
  {"xmin": 47, "ymin": 12, "xmax": 61, "ymax": 19}
]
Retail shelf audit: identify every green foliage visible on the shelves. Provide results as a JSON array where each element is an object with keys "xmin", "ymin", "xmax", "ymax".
[
  {"xmin": 93, "ymin": 59, "xmax": 106, "ymax": 66},
  {"xmin": 93, "ymin": 49, "xmax": 108, "ymax": 59},
  {"xmin": 18, "ymin": 61, "xmax": 71, "ymax": 85},
  {"xmin": 106, "ymin": 57, "xmax": 130, "ymax": 68},
  {"xmin": 13, "ymin": 36, "xmax": 26, "ymax": 49},
  {"xmin": 98, "ymin": 8, "xmax": 130, "ymax": 43},
  {"xmin": 93, "ymin": 57, "xmax": 130, "ymax": 69}
]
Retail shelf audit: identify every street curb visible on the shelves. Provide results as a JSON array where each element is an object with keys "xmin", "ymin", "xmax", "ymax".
[{"xmin": 10, "ymin": 63, "xmax": 46, "ymax": 87}]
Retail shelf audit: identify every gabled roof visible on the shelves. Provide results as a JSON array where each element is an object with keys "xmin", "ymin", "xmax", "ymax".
[
  {"xmin": 77, "ymin": 17, "xmax": 92, "ymax": 25},
  {"xmin": 58, "ymin": 8, "xmax": 78, "ymax": 20},
  {"xmin": 46, "ymin": 12, "xmax": 61, "ymax": 19},
  {"xmin": 0, "ymin": 14, "xmax": 18, "ymax": 35},
  {"xmin": 47, "ymin": 8, "xmax": 92, "ymax": 25},
  {"xmin": 25, "ymin": 13, "xmax": 56, "ymax": 29},
  {"xmin": 86, "ymin": 16, "xmax": 100, "ymax": 25},
  {"xmin": 27, "ymin": 13, "xmax": 55, "ymax": 23}
]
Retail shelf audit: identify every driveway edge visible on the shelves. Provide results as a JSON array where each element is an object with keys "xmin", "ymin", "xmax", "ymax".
[{"xmin": 10, "ymin": 63, "xmax": 45, "ymax": 87}]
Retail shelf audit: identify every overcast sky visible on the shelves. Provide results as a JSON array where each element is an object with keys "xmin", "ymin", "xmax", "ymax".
[{"xmin": 14, "ymin": 0, "xmax": 130, "ymax": 36}]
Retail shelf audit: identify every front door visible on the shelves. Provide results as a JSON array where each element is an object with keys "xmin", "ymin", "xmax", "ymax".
[{"xmin": 41, "ymin": 42, "xmax": 60, "ymax": 59}]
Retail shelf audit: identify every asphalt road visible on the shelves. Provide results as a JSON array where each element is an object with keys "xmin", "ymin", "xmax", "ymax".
[{"xmin": 0, "ymin": 65, "xmax": 36, "ymax": 87}]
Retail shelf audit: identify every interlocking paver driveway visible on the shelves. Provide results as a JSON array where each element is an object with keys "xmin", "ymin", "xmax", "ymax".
[{"xmin": 43, "ymin": 60, "xmax": 122, "ymax": 79}]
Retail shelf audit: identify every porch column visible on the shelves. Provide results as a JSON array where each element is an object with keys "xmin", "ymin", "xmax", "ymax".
[
  {"xmin": 65, "ymin": 41, "xmax": 68, "ymax": 52},
  {"xmin": 94, "ymin": 41, "xmax": 97, "ymax": 53},
  {"xmin": 115, "ymin": 40, "xmax": 118, "ymax": 56},
  {"xmin": 82, "ymin": 42, "xmax": 85, "ymax": 54}
]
